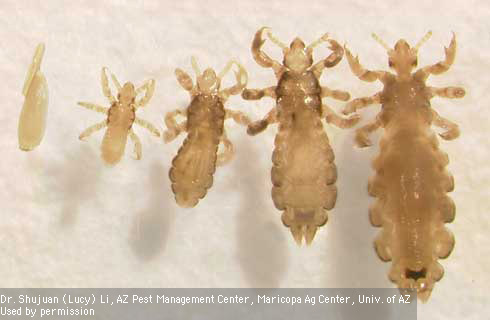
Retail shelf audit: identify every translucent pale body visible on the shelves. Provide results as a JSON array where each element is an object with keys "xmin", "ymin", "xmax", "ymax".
[{"xmin": 77, "ymin": 69, "xmax": 159, "ymax": 166}]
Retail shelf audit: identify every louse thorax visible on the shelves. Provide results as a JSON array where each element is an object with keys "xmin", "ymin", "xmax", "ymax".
[
  {"xmin": 109, "ymin": 82, "xmax": 137, "ymax": 129},
  {"xmin": 118, "ymin": 82, "xmax": 136, "ymax": 107},
  {"xmin": 283, "ymin": 38, "xmax": 313, "ymax": 73},
  {"xmin": 381, "ymin": 77, "xmax": 433, "ymax": 133},
  {"xmin": 276, "ymin": 63, "xmax": 322, "ymax": 99},
  {"xmin": 388, "ymin": 40, "xmax": 418, "ymax": 81},
  {"xmin": 197, "ymin": 68, "xmax": 219, "ymax": 95}
]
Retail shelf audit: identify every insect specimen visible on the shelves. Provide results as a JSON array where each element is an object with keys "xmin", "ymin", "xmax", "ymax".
[
  {"xmin": 77, "ymin": 68, "xmax": 160, "ymax": 165},
  {"xmin": 342, "ymin": 32, "xmax": 465, "ymax": 301},
  {"xmin": 164, "ymin": 57, "xmax": 250, "ymax": 208},
  {"xmin": 18, "ymin": 43, "xmax": 48, "ymax": 151},
  {"xmin": 242, "ymin": 27, "xmax": 359, "ymax": 245}
]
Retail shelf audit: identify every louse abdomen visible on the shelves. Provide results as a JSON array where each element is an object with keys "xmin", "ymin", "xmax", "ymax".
[
  {"xmin": 18, "ymin": 71, "xmax": 48, "ymax": 151},
  {"xmin": 169, "ymin": 96, "xmax": 225, "ymax": 208},
  {"xmin": 371, "ymin": 118, "xmax": 455, "ymax": 301},
  {"xmin": 271, "ymin": 96, "xmax": 337, "ymax": 245},
  {"xmin": 101, "ymin": 125, "xmax": 128, "ymax": 165},
  {"xmin": 169, "ymin": 129, "xmax": 220, "ymax": 208}
]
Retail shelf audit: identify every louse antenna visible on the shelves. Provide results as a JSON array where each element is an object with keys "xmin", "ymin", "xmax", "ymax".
[
  {"xmin": 218, "ymin": 59, "xmax": 237, "ymax": 80},
  {"xmin": 191, "ymin": 56, "xmax": 201, "ymax": 76},
  {"xmin": 306, "ymin": 33, "xmax": 329, "ymax": 53},
  {"xmin": 414, "ymin": 31, "xmax": 433, "ymax": 51},
  {"xmin": 371, "ymin": 33, "xmax": 391, "ymax": 52},
  {"xmin": 110, "ymin": 72, "xmax": 122, "ymax": 92},
  {"xmin": 265, "ymin": 28, "xmax": 288, "ymax": 51}
]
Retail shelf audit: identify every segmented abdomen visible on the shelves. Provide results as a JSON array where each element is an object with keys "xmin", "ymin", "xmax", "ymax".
[
  {"xmin": 101, "ymin": 125, "xmax": 128, "ymax": 165},
  {"xmin": 370, "ymin": 120, "xmax": 455, "ymax": 301},
  {"xmin": 100, "ymin": 105, "xmax": 135, "ymax": 165},
  {"xmin": 169, "ymin": 129, "xmax": 220, "ymax": 208},
  {"xmin": 169, "ymin": 96, "xmax": 225, "ymax": 208},
  {"xmin": 271, "ymin": 97, "xmax": 337, "ymax": 244}
]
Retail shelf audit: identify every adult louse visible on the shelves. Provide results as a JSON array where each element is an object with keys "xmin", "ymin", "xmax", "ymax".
[
  {"xmin": 163, "ymin": 57, "xmax": 251, "ymax": 208},
  {"xmin": 242, "ymin": 27, "xmax": 359, "ymax": 245},
  {"xmin": 77, "ymin": 68, "xmax": 160, "ymax": 165},
  {"xmin": 342, "ymin": 32, "xmax": 465, "ymax": 301},
  {"xmin": 18, "ymin": 43, "xmax": 48, "ymax": 151}
]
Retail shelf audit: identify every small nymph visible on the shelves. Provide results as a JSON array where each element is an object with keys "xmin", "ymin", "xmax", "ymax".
[{"xmin": 77, "ymin": 68, "xmax": 160, "ymax": 165}]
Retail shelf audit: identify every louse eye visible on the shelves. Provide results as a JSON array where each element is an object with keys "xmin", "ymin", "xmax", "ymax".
[
  {"xmin": 388, "ymin": 60, "xmax": 394, "ymax": 68},
  {"xmin": 412, "ymin": 59, "xmax": 418, "ymax": 67}
]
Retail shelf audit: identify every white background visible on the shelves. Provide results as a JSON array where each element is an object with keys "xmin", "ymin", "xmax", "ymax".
[{"xmin": 0, "ymin": 0, "xmax": 488, "ymax": 318}]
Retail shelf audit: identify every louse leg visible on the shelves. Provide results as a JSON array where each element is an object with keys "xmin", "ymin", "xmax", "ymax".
[
  {"xmin": 164, "ymin": 109, "xmax": 186, "ymax": 128},
  {"xmin": 101, "ymin": 67, "xmax": 117, "ymax": 104},
  {"xmin": 163, "ymin": 122, "xmax": 187, "ymax": 143},
  {"xmin": 129, "ymin": 129, "xmax": 142, "ymax": 160},
  {"xmin": 431, "ymin": 109, "xmax": 459, "ymax": 140},
  {"xmin": 225, "ymin": 109, "xmax": 251, "ymax": 126},
  {"xmin": 134, "ymin": 117, "xmax": 160, "ymax": 137},
  {"xmin": 242, "ymin": 86, "xmax": 276, "ymax": 100},
  {"xmin": 429, "ymin": 86, "xmax": 465, "ymax": 99},
  {"xmin": 251, "ymin": 27, "xmax": 286, "ymax": 77},
  {"xmin": 344, "ymin": 46, "xmax": 386, "ymax": 82},
  {"xmin": 312, "ymin": 39, "xmax": 344, "ymax": 78},
  {"xmin": 247, "ymin": 108, "xmax": 278, "ymax": 136},
  {"xmin": 320, "ymin": 86, "xmax": 350, "ymax": 101},
  {"xmin": 79, "ymin": 120, "xmax": 107, "ymax": 140},
  {"xmin": 355, "ymin": 118, "xmax": 382, "ymax": 147},
  {"xmin": 321, "ymin": 104, "xmax": 360, "ymax": 129},
  {"xmin": 175, "ymin": 68, "xmax": 197, "ymax": 96},
  {"xmin": 216, "ymin": 132, "xmax": 234, "ymax": 166},
  {"xmin": 420, "ymin": 33, "xmax": 456, "ymax": 76},
  {"xmin": 342, "ymin": 92, "xmax": 381, "ymax": 115},
  {"xmin": 77, "ymin": 102, "xmax": 109, "ymax": 114},
  {"xmin": 135, "ymin": 79, "xmax": 156, "ymax": 108},
  {"xmin": 163, "ymin": 109, "xmax": 187, "ymax": 143},
  {"xmin": 219, "ymin": 61, "xmax": 248, "ymax": 100}
]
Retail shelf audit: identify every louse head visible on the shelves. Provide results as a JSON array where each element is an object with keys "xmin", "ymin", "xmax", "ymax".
[
  {"xmin": 373, "ymin": 32, "xmax": 432, "ymax": 78},
  {"xmin": 191, "ymin": 57, "xmax": 219, "ymax": 94},
  {"xmin": 197, "ymin": 68, "xmax": 219, "ymax": 94},
  {"xmin": 118, "ymin": 82, "xmax": 136, "ymax": 105},
  {"xmin": 283, "ymin": 37, "xmax": 313, "ymax": 73}
]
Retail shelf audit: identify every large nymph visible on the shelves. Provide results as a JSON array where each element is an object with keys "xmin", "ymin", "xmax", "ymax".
[{"xmin": 164, "ymin": 57, "xmax": 250, "ymax": 208}]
